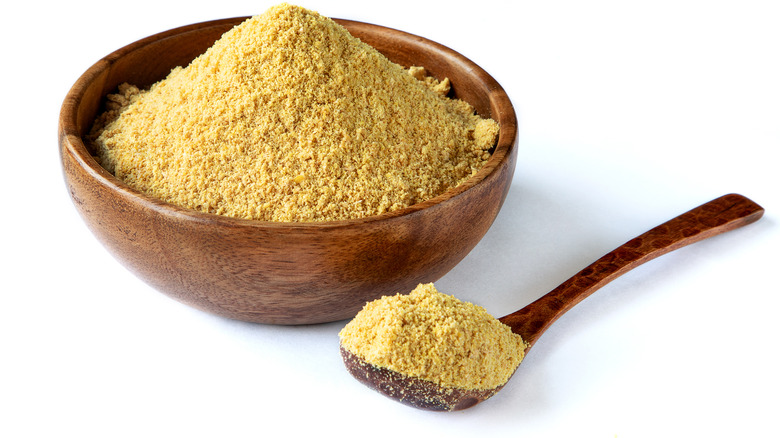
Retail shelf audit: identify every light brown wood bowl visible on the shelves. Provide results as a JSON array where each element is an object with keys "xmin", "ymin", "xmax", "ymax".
[{"xmin": 58, "ymin": 17, "xmax": 518, "ymax": 324}]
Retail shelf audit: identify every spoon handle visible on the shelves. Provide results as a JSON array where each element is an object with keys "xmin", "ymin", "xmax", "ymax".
[{"xmin": 498, "ymin": 193, "xmax": 764, "ymax": 349}]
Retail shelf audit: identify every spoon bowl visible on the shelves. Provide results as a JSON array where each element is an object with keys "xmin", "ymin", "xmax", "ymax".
[{"xmin": 341, "ymin": 193, "xmax": 764, "ymax": 410}]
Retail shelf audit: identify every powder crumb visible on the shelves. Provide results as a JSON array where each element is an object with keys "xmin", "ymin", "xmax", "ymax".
[
  {"xmin": 339, "ymin": 283, "xmax": 526, "ymax": 391},
  {"xmin": 88, "ymin": 3, "xmax": 499, "ymax": 222},
  {"xmin": 90, "ymin": 83, "xmax": 142, "ymax": 133},
  {"xmin": 474, "ymin": 118, "xmax": 500, "ymax": 149},
  {"xmin": 407, "ymin": 66, "xmax": 451, "ymax": 96}
]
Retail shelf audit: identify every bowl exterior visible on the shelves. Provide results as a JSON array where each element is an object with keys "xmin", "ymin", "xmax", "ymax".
[{"xmin": 58, "ymin": 18, "xmax": 518, "ymax": 324}]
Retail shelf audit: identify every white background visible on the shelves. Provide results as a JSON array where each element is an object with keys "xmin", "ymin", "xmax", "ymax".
[{"xmin": 2, "ymin": 1, "xmax": 778, "ymax": 437}]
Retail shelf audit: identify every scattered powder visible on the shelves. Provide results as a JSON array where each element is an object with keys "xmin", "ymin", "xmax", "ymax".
[
  {"xmin": 339, "ymin": 283, "xmax": 526, "ymax": 391},
  {"xmin": 89, "ymin": 3, "xmax": 499, "ymax": 222}
]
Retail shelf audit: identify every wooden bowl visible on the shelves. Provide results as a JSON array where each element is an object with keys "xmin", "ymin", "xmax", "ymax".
[{"xmin": 58, "ymin": 17, "xmax": 518, "ymax": 324}]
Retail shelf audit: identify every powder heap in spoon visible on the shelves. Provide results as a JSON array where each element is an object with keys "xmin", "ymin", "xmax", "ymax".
[
  {"xmin": 90, "ymin": 3, "xmax": 499, "ymax": 222},
  {"xmin": 339, "ymin": 283, "xmax": 526, "ymax": 392}
]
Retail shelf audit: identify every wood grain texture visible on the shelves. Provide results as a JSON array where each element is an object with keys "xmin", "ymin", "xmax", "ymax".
[
  {"xmin": 341, "ymin": 194, "xmax": 763, "ymax": 411},
  {"xmin": 58, "ymin": 17, "xmax": 518, "ymax": 325},
  {"xmin": 340, "ymin": 346, "xmax": 506, "ymax": 411},
  {"xmin": 499, "ymin": 193, "xmax": 764, "ymax": 348}
]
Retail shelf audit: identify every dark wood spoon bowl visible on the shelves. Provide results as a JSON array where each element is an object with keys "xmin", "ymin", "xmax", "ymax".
[
  {"xmin": 58, "ymin": 17, "xmax": 518, "ymax": 324},
  {"xmin": 341, "ymin": 194, "xmax": 764, "ymax": 410}
]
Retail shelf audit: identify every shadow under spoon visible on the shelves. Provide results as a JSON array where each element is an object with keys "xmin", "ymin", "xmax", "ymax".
[{"xmin": 340, "ymin": 193, "xmax": 764, "ymax": 411}]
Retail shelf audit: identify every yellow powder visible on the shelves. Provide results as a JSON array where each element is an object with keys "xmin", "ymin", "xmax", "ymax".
[
  {"xmin": 338, "ymin": 283, "xmax": 526, "ymax": 391},
  {"xmin": 89, "ymin": 3, "xmax": 499, "ymax": 222}
]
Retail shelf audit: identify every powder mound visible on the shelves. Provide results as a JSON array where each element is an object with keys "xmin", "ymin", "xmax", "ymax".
[
  {"xmin": 89, "ymin": 3, "xmax": 499, "ymax": 222},
  {"xmin": 339, "ymin": 283, "xmax": 526, "ymax": 391}
]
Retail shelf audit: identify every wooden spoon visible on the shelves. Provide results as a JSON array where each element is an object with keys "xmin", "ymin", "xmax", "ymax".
[{"xmin": 340, "ymin": 193, "xmax": 764, "ymax": 411}]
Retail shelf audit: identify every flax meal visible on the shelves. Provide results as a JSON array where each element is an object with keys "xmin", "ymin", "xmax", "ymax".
[
  {"xmin": 338, "ymin": 283, "xmax": 526, "ymax": 391},
  {"xmin": 88, "ymin": 3, "xmax": 499, "ymax": 222}
]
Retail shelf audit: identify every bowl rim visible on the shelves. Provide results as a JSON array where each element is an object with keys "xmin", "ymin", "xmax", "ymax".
[{"xmin": 59, "ymin": 16, "xmax": 518, "ymax": 231}]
